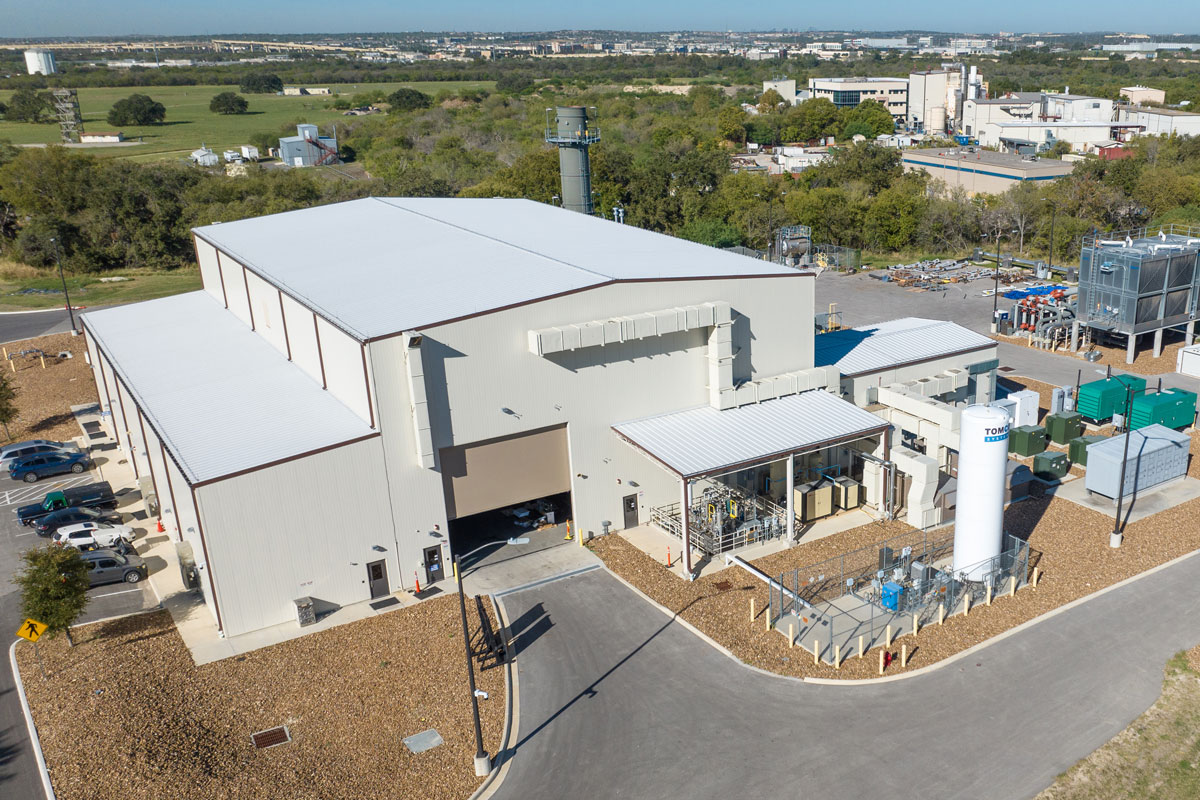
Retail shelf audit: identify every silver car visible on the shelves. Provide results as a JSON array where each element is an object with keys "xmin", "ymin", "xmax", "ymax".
[
  {"xmin": 80, "ymin": 548, "xmax": 148, "ymax": 587},
  {"xmin": 0, "ymin": 440, "xmax": 81, "ymax": 472}
]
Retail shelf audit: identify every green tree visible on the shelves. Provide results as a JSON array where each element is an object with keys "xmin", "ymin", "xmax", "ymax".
[
  {"xmin": 107, "ymin": 94, "xmax": 166, "ymax": 126},
  {"xmin": 716, "ymin": 106, "xmax": 746, "ymax": 143},
  {"xmin": 4, "ymin": 88, "xmax": 52, "ymax": 123},
  {"xmin": 781, "ymin": 98, "xmax": 840, "ymax": 142},
  {"xmin": 757, "ymin": 88, "xmax": 785, "ymax": 114},
  {"xmin": 495, "ymin": 74, "xmax": 534, "ymax": 94},
  {"xmin": 387, "ymin": 88, "xmax": 432, "ymax": 111},
  {"xmin": 15, "ymin": 545, "xmax": 89, "ymax": 646},
  {"xmin": 0, "ymin": 370, "xmax": 16, "ymax": 439},
  {"xmin": 837, "ymin": 100, "xmax": 895, "ymax": 139},
  {"xmin": 209, "ymin": 92, "xmax": 249, "ymax": 115},
  {"xmin": 677, "ymin": 217, "xmax": 742, "ymax": 248},
  {"xmin": 239, "ymin": 73, "xmax": 283, "ymax": 94}
]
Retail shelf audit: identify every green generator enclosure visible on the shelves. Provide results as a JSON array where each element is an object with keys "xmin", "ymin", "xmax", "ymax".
[
  {"xmin": 1010, "ymin": 425, "xmax": 1048, "ymax": 456},
  {"xmin": 1129, "ymin": 389, "xmax": 1197, "ymax": 431},
  {"xmin": 1069, "ymin": 435, "xmax": 1108, "ymax": 466},
  {"xmin": 1045, "ymin": 411, "xmax": 1084, "ymax": 445},
  {"xmin": 1032, "ymin": 451, "xmax": 1070, "ymax": 481},
  {"xmin": 1075, "ymin": 374, "xmax": 1146, "ymax": 422}
]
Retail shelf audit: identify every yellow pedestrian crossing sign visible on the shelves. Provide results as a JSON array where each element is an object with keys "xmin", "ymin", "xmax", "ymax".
[{"xmin": 16, "ymin": 618, "xmax": 47, "ymax": 643}]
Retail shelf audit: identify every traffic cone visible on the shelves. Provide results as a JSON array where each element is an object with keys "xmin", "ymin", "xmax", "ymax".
[{"xmin": 156, "ymin": 519, "xmax": 164, "ymax": 533}]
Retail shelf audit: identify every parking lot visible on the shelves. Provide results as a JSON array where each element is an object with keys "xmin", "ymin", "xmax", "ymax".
[{"xmin": 0, "ymin": 443, "xmax": 161, "ymax": 632}]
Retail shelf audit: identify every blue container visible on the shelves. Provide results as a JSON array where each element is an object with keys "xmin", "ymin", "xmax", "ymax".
[{"xmin": 882, "ymin": 581, "xmax": 903, "ymax": 611}]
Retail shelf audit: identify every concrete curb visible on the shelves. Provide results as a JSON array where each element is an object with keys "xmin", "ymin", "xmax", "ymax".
[
  {"xmin": 470, "ymin": 595, "xmax": 520, "ymax": 800},
  {"xmin": 8, "ymin": 640, "xmax": 57, "ymax": 800},
  {"xmin": 494, "ymin": 564, "xmax": 600, "ymax": 598}
]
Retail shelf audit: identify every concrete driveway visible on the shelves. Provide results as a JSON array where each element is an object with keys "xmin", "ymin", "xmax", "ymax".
[{"xmin": 491, "ymin": 559, "xmax": 1200, "ymax": 800}]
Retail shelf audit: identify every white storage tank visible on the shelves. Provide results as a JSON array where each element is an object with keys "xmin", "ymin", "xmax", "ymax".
[{"xmin": 953, "ymin": 405, "xmax": 1010, "ymax": 580}]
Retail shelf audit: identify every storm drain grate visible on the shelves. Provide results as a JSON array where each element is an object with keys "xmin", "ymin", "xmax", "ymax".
[
  {"xmin": 251, "ymin": 726, "xmax": 291, "ymax": 750},
  {"xmin": 998, "ymin": 366, "xmax": 1016, "ymax": 373},
  {"xmin": 714, "ymin": 581, "xmax": 733, "ymax": 592}
]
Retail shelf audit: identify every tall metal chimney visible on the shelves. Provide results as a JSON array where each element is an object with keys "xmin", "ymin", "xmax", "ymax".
[{"xmin": 545, "ymin": 106, "xmax": 600, "ymax": 215}]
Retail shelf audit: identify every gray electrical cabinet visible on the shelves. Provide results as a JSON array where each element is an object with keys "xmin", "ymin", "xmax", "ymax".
[{"xmin": 1084, "ymin": 423, "xmax": 1190, "ymax": 500}]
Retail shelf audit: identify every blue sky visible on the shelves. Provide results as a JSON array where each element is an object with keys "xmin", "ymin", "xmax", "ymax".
[{"xmin": 1, "ymin": 0, "xmax": 1195, "ymax": 38}]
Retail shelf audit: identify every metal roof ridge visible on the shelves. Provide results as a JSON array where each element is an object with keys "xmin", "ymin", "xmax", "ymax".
[{"xmin": 376, "ymin": 197, "xmax": 617, "ymax": 284}]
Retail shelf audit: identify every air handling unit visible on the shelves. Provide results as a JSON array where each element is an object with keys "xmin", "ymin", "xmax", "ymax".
[
  {"xmin": 953, "ymin": 405, "xmax": 1009, "ymax": 581},
  {"xmin": 546, "ymin": 106, "xmax": 599, "ymax": 215}
]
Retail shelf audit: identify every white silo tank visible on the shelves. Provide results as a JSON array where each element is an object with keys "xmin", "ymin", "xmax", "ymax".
[{"xmin": 953, "ymin": 405, "xmax": 1009, "ymax": 580}]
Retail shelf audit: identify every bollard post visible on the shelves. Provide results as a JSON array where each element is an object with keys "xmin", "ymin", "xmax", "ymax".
[
  {"xmin": 765, "ymin": 607, "xmax": 771, "ymax": 632},
  {"xmin": 834, "ymin": 645, "xmax": 841, "ymax": 670},
  {"xmin": 986, "ymin": 585, "xmax": 992, "ymax": 607},
  {"xmin": 1032, "ymin": 567, "xmax": 1040, "ymax": 588},
  {"xmin": 1010, "ymin": 574, "xmax": 1017, "ymax": 598},
  {"xmin": 912, "ymin": 614, "xmax": 919, "ymax": 637},
  {"xmin": 39, "ymin": 354, "xmax": 46, "ymax": 369},
  {"xmin": 789, "ymin": 623, "xmax": 795, "ymax": 648},
  {"xmin": 813, "ymin": 639, "xmax": 819, "ymax": 666},
  {"xmin": 964, "ymin": 593, "xmax": 971, "ymax": 616},
  {"xmin": 901, "ymin": 644, "xmax": 908, "ymax": 668},
  {"xmin": 885, "ymin": 624, "xmax": 892, "ymax": 648},
  {"xmin": 938, "ymin": 603, "xmax": 945, "ymax": 626},
  {"xmin": 879, "ymin": 649, "xmax": 885, "ymax": 675},
  {"xmin": 453, "ymin": 560, "xmax": 459, "ymax": 583},
  {"xmin": 858, "ymin": 635, "xmax": 864, "ymax": 659},
  {"xmin": 750, "ymin": 598, "xmax": 755, "ymax": 624}
]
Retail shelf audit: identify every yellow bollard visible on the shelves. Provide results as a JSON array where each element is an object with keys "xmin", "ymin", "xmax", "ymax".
[
  {"xmin": 986, "ymin": 585, "xmax": 992, "ymax": 607},
  {"xmin": 1032, "ymin": 567, "xmax": 1040, "ymax": 588},
  {"xmin": 765, "ymin": 609, "xmax": 771, "ymax": 633},
  {"xmin": 453, "ymin": 560, "xmax": 459, "ymax": 583},
  {"xmin": 750, "ymin": 598, "xmax": 756, "ymax": 624},
  {"xmin": 813, "ymin": 639, "xmax": 819, "ymax": 666},
  {"xmin": 834, "ymin": 645, "xmax": 841, "ymax": 670},
  {"xmin": 938, "ymin": 603, "xmax": 946, "ymax": 626},
  {"xmin": 858, "ymin": 635, "xmax": 864, "ymax": 659},
  {"xmin": 39, "ymin": 354, "xmax": 45, "ymax": 369},
  {"xmin": 1010, "ymin": 575, "xmax": 1017, "ymax": 598},
  {"xmin": 879, "ymin": 649, "xmax": 885, "ymax": 675},
  {"xmin": 912, "ymin": 614, "xmax": 919, "ymax": 637},
  {"xmin": 901, "ymin": 644, "xmax": 908, "ymax": 668},
  {"xmin": 885, "ymin": 624, "xmax": 892, "ymax": 648},
  {"xmin": 789, "ymin": 623, "xmax": 795, "ymax": 648}
]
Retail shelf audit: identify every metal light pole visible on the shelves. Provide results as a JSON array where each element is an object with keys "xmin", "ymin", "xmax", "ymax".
[
  {"xmin": 992, "ymin": 231, "xmax": 1002, "ymax": 333},
  {"xmin": 50, "ymin": 237, "xmax": 76, "ymax": 332},
  {"xmin": 1110, "ymin": 385, "xmax": 1134, "ymax": 548},
  {"xmin": 454, "ymin": 554, "xmax": 490, "ymax": 776},
  {"xmin": 1046, "ymin": 202, "xmax": 1057, "ymax": 273}
]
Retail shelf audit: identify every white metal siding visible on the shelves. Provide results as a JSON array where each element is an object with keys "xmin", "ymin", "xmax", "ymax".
[
  {"xmin": 196, "ymin": 238, "xmax": 224, "ymax": 305},
  {"xmin": 280, "ymin": 292, "xmax": 322, "ymax": 386},
  {"xmin": 195, "ymin": 437, "xmax": 394, "ymax": 637},
  {"xmin": 218, "ymin": 252, "xmax": 252, "ymax": 327},
  {"xmin": 164, "ymin": 456, "xmax": 219, "ymax": 628},
  {"xmin": 245, "ymin": 269, "xmax": 288, "ymax": 356},
  {"xmin": 99, "ymin": 351, "xmax": 131, "ymax": 460},
  {"xmin": 315, "ymin": 315, "xmax": 370, "ymax": 424}
]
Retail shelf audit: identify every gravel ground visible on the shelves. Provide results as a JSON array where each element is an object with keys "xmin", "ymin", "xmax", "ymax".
[
  {"xmin": 16, "ymin": 599, "xmax": 505, "ymax": 800},
  {"xmin": 2, "ymin": 332, "xmax": 96, "ymax": 443},
  {"xmin": 592, "ymin": 485, "xmax": 1200, "ymax": 680},
  {"xmin": 993, "ymin": 331, "xmax": 1185, "ymax": 375}
]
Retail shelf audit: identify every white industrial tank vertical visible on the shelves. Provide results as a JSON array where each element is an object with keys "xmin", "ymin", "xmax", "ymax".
[{"xmin": 953, "ymin": 405, "xmax": 1009, "ymax": 580}]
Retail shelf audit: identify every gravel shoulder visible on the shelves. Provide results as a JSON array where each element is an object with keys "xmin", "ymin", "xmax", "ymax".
[{"xmin": 16, "ymin": 599, "xmax": 505, "ymax": 800}]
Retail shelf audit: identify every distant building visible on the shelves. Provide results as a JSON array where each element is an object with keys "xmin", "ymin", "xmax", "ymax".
[
  {"xmin": 908, "ymin": 66, "xmax": 983, "ymax": 134},
  {"xmin": 762, "ymin": 79, "xmax": 800, "ymax": 106},
  {"xmin": 807, "ymin": 77, "xmax": 908, "ymax": 123},
  {"xmin": 1120, "ymin": 85, "xmax": 1166, "ymax": 106},
  {"xmin": 902, "ymin": 147, "xmax": 1075, "ymax": 196},
  {"xmin": 279, "ymin": 124, "xmax": 339, "ymax": 167},
  {"xmin": 1041, "ymin": 93, "xmax": 1113, "ymax": 123},
  {"xmin": 24, "ymin": 49, "xmax": 56, "ymax": 75},
  {"xmin": 283, "ymin": 87, "xmax": 332, "ymax": 96},
  {"xmin": 190, "ymin": 147, "xmax": 220, "ymax": 167},
  {"xmin": 79, "ymin": 132, "xmax": 124, "ymax": 143},
  {"xmin": 1116, "ymin": 105, "xmax": 1200, "ymax": 137}
]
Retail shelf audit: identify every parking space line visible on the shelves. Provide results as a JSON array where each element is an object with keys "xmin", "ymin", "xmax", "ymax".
[
  {"xmin": 90, "ymin": 587, "xmax": 144, "ymax": 598},
  {"xmin": 0, "ymin": 475, "xmax": 91, "ymax": 507}
]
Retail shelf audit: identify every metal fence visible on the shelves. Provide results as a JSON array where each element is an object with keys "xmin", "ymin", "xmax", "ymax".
[{"xmin": 649, "ymin": 494, "xmax": 789, "ymax": 556}]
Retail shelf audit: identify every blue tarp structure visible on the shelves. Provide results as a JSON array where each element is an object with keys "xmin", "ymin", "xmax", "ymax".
[{"xmin": 1003, "ymin": 285, "xmax": 1067, "ymax": 300}]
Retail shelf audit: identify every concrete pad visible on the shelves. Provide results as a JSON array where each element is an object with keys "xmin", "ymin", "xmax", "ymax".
[
  {"xmin": 1051, "ymin": 475, "xmax": 1200, "ymax": 523},
  {"xmin": 463, "ymin": 526, "xmax": 600, "ymax": 596}
]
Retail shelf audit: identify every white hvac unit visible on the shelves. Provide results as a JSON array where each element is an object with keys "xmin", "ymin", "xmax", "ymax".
[
  {"xmin": 1178, "ymin": 343, "xmax": 1200, "ymax": 378},
  {"xmin": 1007, "ymin": 390, "xmax": 1040, "ymax": 427},
  {"xmin": 953, "ymin": 405, "xmax": 1010, "ymax": 581}
]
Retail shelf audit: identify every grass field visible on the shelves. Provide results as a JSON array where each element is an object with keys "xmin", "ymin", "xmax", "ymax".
[
  {"xmin": 0, "ymin": 262, "xmax": 201, "ymax": 311},
  {"xmin": 0, "ymin": 81, "xmax": 493, "ymax": 162}
]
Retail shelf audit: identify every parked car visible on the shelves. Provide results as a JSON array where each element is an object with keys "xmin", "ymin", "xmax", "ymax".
[
  {"xmin": 17, "ymin": 482, "xmax": 117, "ymax": 526},
  {"xmin": 9, "ymin": 451, "xmax": 93, "ymax": 483},
  {"xmin": 33, "ymin": 505, "xmax": 123, "ymax": 538},
  {"xmin": 53, "ymin": 521, "xmax": 135, "ymax": 550},
  {"xmin": 81, "ymin": 549, "xmax": 147, "ymax": 587},
  {"xmin": 0, "ymin": 439, "xmax": 80, "ymax": 471}
]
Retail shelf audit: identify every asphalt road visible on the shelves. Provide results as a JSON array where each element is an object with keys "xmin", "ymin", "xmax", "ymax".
[
  {"xmin": 492, "ymin": 563, "xmax": 1200, "ymax": 800},
  {"xmin": 0, "ymin": 309, "xmax": 80, "ymax": 346},
  {"xmin": 0, "ymin": 453, "xmax": 157, "ymax": 799}
]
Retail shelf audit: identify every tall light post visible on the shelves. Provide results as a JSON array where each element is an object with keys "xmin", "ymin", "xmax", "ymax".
[
  {"xmin": 49, "ymin": 237, "xmax": 76, "ymax": 332},
  {"xmin": 1044, "ymin": 198, "xmax": 1058, "ymax": 274},
  {"xmin": 1110, "ymin": 385, "xmax": 1134, "ymax": 548},
  {"xmin": 454, "ymin": 554, "xmax": 490, "ymax": 776}
]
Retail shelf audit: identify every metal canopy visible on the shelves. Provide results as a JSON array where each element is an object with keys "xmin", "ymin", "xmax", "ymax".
[
  {"xmin": 613, "ymin": 390, "xmax": 888, "ymax": 479},
  {"xmin": 813, "ymin": 317, "xmax": 994, "ymax": 378}
]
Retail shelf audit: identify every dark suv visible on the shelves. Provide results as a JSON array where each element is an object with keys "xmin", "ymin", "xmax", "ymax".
[
  {"xmin": 81, "ymin": 549, "xmax": 147, "ymax": 587},
  {"xmin": 34, "ymin": 506, "xmax": 123, "ymax": 538}
]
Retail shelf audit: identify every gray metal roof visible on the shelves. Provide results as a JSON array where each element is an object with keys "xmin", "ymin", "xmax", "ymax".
[
  {"xmin": 813, "ymin": 317, "xmax": 995, "ymax": 377},
  {"xmin": 612, "ymin": 390, "xmax": 889, "ymax": 478},
  {"xmin": 1087, "ymin": 423, "xmax": 1190, "ymax": 462},
  {"xmin": 83, "ymin": 292, "xmax": 377, "ymax": 485},
  {"xmin": 192, "ymin": 198, "xmax": 799, "ymax": 342}
]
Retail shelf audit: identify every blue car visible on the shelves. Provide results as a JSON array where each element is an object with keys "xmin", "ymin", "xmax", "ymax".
[{"xmin": 9, "ymin": 451, "xmax": 93, "ymax": 483}]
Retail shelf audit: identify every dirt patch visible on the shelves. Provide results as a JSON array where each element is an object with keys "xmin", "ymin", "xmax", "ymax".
[
  {"xmin": 1038, "ymin": 647, "xmax": 1200, "ymax": 800},
  {"xmin": 1, "ymin": 332, "xmax": 97, "ymax": 443},
  {"xmin": 592, "ymin": 487, "xmax": 1200, "ymax": 680},
  {"xmin": 17, "ymin": 600, "xmax": 505, "ymax": 800}
]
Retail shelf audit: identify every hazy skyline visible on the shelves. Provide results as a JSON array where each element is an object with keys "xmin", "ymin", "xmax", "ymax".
[{"xmin": 1, "ymin": 1, "xmax": 1198, "ymax": 39}]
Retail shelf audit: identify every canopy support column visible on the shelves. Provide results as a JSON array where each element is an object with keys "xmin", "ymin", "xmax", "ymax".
[
  {"xmin": 681, "ymin": 478, "xmax": 693, "ymax": 579},
  {"xmin": 786, "ymin": 453, "xmax": 795, "ymax": 541}
]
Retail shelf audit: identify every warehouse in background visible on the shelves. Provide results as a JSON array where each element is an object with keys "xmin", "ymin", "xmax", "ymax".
[
  {"xmin": 279, "ymin": 123, "xmax": 339, "ymax": 167},
  {"xmin": 24, "ymin": 49, "xmax": 56, "ymax": 75}
]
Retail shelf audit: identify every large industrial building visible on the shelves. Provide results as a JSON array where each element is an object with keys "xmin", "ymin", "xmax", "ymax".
[
  {"xmin": 901, "ymin": 147, "xmax": 1075, "ymax": 195},
  {"xmin": 807, "ymin": 76, "xmax": 909, "ymax": 123},
  {"xmin": 907, "ymin": 65, "xmax": 985, "ymax": 134}
]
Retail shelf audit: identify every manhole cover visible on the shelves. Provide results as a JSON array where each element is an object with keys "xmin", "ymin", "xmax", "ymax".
[
  {"xmin": 403, "ymin": 728, "xmax": 444, "ymax": 754},
  {"xmin": 714, "ymin": 581, "xmax": 732, "ymax": 592},
  {"xmin": 998, "ymin": 366, "xmax": 1016, "ymax": 373},
  {"xmin": 251, "ymin": 726, "xmax": 291, "ymax": 750}
]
